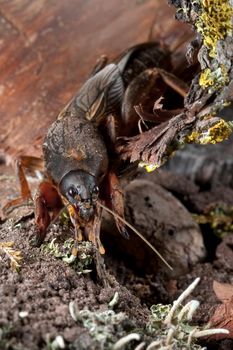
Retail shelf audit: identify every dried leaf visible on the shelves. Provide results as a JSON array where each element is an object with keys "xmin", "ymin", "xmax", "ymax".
[
  {"xmin": 134, "ymin": 102, "xmax": 182, "ymax": 126},
  {"xmin": 118, "ymin": 113, "xmax": 194, "ymax": 166},
  {"xmin": 213, "ymin": 280, "xmax": 233, "ymax": 304},
  {"xmin": 153, "ymin": 96, "xmax": 164, "ymax": 111},
  {"xmin": 207, "ymin": 281, "xmax": 233, "ymax": 339},
  {"xmin": 208, "ymin": 302, "xmax": 233, "ymax": 340},
  {"xmin": 0, "ymin": 241, "xmax": 23, "ymax": 271}
]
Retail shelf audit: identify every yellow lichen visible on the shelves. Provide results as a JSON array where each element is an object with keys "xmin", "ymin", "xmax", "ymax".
[
  {"xmin": 199, "ymin": 68, "xmax": 215, "ymax": 88},
  {"xmin": 193, "ymin": 205, "xmax": 233, "ymax": 238},
  {"xmin": 186, "ymin": 131, "xmax": 202, "ymax": 143},
  {"xmin": 209, "ymin": 119, "xmax": 232, "ymax": 142},
  {"xmin": 187, "ymin": 119, "xmax": 232, "ymax": 144},
  {"xmin": 196, "ymin": 0, "xmax": 233, "ymax": 58},
  {"xmin": 138, "ymin": 151, "xmax": 176, "ymax": 173},
  {"xmin": 199, "ymin": 65, "xmax": 229, "ymax": 89},
  {"xmin": 138, "ymin": 162, "xmax": 159, "ymax": 173},
  {"xmin": 145, "ymin": 164, "xmax": 159, "ymax": 172}
]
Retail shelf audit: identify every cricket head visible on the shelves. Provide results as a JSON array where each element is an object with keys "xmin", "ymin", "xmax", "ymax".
[{"xmin": 59, "ymin": 170, "xmax": 99, "ymax": 221}]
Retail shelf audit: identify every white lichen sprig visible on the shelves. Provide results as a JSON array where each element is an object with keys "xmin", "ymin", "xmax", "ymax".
[
  {"xmin": 69, "ymin": 296, "xmax": 128, "ymax": 349},
  {"xmin": 114, "ymin": 278, "xmax": 229, "ymax": 350},
  {"xmin": 40, "ymin": 238, "xmax": 93, "ymax": 273},
  {"xmin": 47, "ymin": 335, "xmax": 66, "ymax": 350},
  {"xmin": 148, "ymin": 278, "xmax": 228, "ymax": 349}
]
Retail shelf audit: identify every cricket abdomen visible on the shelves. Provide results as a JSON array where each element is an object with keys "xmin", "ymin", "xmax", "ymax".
[{"xmin": 117, "ymin": 42, "xmax": 171, "ymax": 86}]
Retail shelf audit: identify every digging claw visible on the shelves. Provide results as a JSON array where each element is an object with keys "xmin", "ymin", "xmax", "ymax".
[
  {"xmin": 63, "ymin": 253, "xmax": 77, "ymax": 264},
  {"xmin": 29, "ymin": 236, "xmax": 43, "ymax": 247},
  {"xmin": 29, "ymin": 228, "xmax": 47, "ymax": 247},
  {"xmin": 71, "ymin": 246, "xmax": 78, "ymax": 257}
]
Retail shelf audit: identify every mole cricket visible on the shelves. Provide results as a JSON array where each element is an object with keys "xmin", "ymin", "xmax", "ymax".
[{"xmin": 4, "ymin": 42, "xmax": 187, "ymax": 266}]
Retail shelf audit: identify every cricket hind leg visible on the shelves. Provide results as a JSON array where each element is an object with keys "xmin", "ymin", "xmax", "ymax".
[
  {"xmin": 105, "ymin": 171, "xmax": 129, "ymax": 239},
  {"xmin": 86, "ymin": 204, "xmax": 105, "ymax": 254},
  {"xmin": 2, "ymin": 156, "xmax": 44, "ymax": 215},
  {"xmin": 121, "ymin": 67, "xmax": 189, "ymax": 134},
  {"xmin": 99, "ymin": 118, "xmax": 129, "ymax": 239},
  {"xmin": 34, "ymin": 181, "xmax": 63, "ymax": 246}
]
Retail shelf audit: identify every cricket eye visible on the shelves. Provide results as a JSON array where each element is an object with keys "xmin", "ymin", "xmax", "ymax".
[
  {"xmin": 92, "ymin": 185, "xmax": 99, "ymax": 196},
  {"xmin": 68, "ymin": 187, "xmax": 76, "ymax": 198}
]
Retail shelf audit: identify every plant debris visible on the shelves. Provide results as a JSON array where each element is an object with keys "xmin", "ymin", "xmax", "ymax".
[{"xmin": 0, "ymin": 241, "xmax": 23, "ymax": 271}]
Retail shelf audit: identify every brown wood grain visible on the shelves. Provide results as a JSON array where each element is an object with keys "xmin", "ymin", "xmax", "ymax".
[{"xmin": 0, "ymin": 0, "xmax": 190, "ymax": 161}]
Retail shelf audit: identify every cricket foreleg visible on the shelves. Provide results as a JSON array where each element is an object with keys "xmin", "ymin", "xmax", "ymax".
[
  {"xmin": 106, "ymin": 171, "xmax": 129, "ymax": 239},
  {"xmin": 34, "ymin": 181, "xmax": 63, "ymax": 246}
]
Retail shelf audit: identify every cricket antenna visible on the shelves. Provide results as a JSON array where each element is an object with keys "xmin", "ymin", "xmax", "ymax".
[{"xmin": 97, "ymin": 201, "xmax": 173, "ymax": 271}]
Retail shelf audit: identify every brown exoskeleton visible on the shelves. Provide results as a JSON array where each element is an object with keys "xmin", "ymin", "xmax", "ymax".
[{"xmin": 4, "ymin": 42, "xmax": 187, "ymax": 264}]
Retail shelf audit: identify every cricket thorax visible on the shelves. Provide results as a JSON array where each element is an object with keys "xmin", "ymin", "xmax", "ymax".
[{"xmin": 43, "ymin": 113, "xmax": 109, "ymax": 185}]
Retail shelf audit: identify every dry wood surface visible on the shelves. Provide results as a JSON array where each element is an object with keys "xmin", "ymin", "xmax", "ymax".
[{"xmin": 0, "ymin": 0, "xmax": 189, "ymax": 160}]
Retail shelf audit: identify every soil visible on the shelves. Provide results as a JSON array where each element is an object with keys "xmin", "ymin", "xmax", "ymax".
[{"xmin": 1, "ymin": 161, "xmax": 233, "ymax": 350}]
